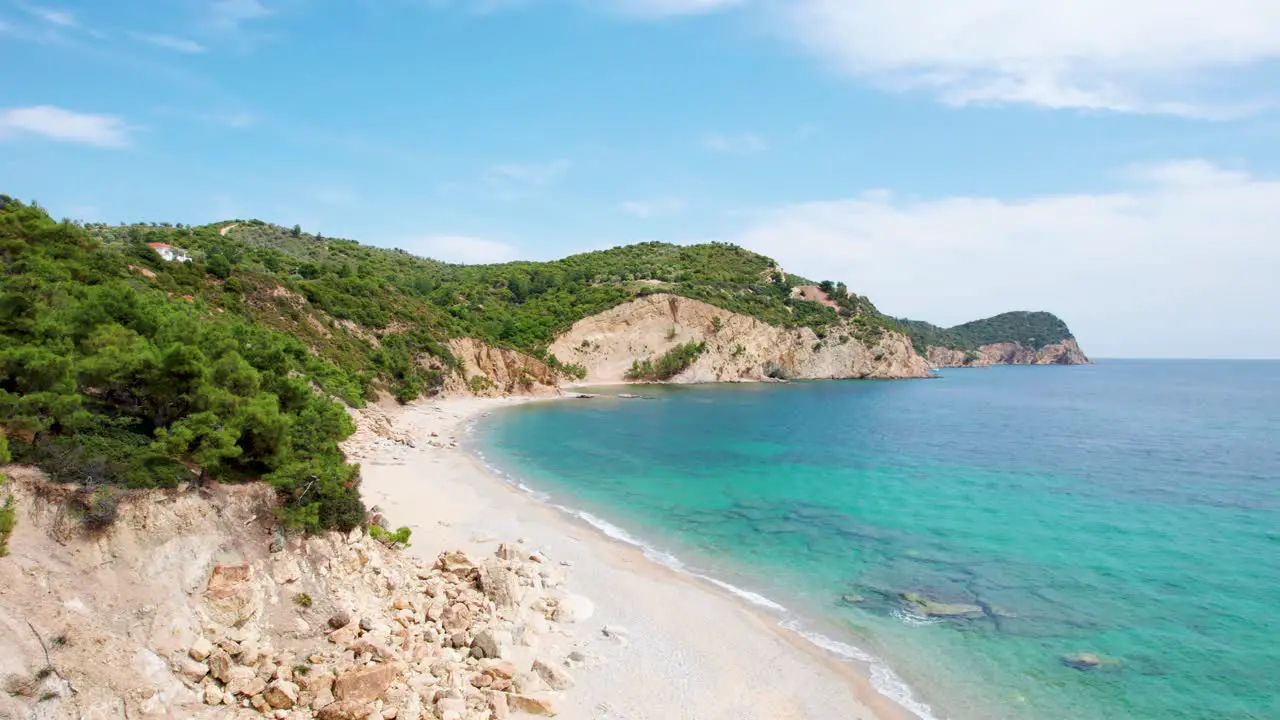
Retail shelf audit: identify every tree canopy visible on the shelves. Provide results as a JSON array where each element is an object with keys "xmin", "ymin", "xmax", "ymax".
[
  {"xmin": 1, "ymin": 197, "xmax": 363, "ymax": 531},
  {"xmin": 897, "ymin": 312, "xmax": 1076, "ymax": 354}
]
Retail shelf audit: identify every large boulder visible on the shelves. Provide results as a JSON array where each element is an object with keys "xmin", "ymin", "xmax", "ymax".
[
  {"xmin": 479, "ymin": 560, "xmax": 523, "ymax": 610},
  {"xmin": 203, "ymin": 564, "xmax": 261, "ymax": 627},
  {"xmin": 531, "ymin": 658, "xmax": 575, "ymax": 690},
  {"xmin": 441, "ymin": 603, "xmax": 473, "ymax": 633},
  {"xmin": 264, "ymin": 680, "xmax": 299, "ymax": 709},
  {"xmin": 225, "ymin": 667, "xmax": 266, "ymax": 698},
  {"xmin": 333, "ymin": 663, "xmax": 398, "ymax": 704},
  {"xmin": 188, "ymin": 637, "xmax": 214, "ymax": 662},
  {"xmin": 551, "ymin": 594, "xmax": 594, "ymax": 623},
  {"xmin": 318, "ymin": 700, "xmax": 371, "ymax": 720},
  {"xmin": 206, "ymin": 650, "xmax": 234, "ymax": 683},
  {"xmin": 509, "ymin": 693, "xmax": 558, "ymax": 717},
  {"xmin": 436, "ymin": 550, "xmax": 478, "ymax": 580},
  {"xmin": 470, "ymin": 629, "xmax": 511, "ymax": 660},
  {"xmin": 174, "ymin": 657, "xmax": 209, "ymax": 683}
]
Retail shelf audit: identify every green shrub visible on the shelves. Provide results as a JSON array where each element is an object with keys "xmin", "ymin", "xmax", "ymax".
[
  {"xmin": 625, "ymin": 341, "xmax": 706, "ymax": 381},
  {"xmin": 368, "ymin": 524, "xmax": 411, "ymax": 549},
  {"xmin": 467, "ymin": 375, "xmax": 496, "ymax": 394},
  {"xmin": 292, "ymin": 592, "xmax": 313, "ymax": 608},
  {"xmin": 79, "ymin": 487, "xmax": 119, "ymax": 532},
  {"xmin": 0, "ymin": 492, "xmax": 15, "ymax": 557}
]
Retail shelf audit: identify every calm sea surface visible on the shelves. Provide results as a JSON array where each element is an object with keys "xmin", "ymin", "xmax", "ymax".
[{"xmin": 476, "ymin": 360, "xmax": 1280, "ymax": 719}]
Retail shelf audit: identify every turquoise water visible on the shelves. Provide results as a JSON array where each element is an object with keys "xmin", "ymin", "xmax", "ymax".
[{"xmin": 476, "ymin": 361, "xmax": 1280, "ymax": 720}]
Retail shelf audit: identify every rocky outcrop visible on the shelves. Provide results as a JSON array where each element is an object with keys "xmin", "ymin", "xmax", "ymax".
[
  {"xmin": 444, "ymin": 338, "xmax": 560, "ymax": 397},
  {"xmin": 549, "ymin": 294, "xmax": 930, "ymax": 383},
  {"xmin": 926, "ymin": 338, "xmax": 1090, "ymax": 368},
  {"xmin": 900, "ymin": 592, "xmax": 983, "ymax": 618},
  {"xmin": 0, "ymin": 471, "xmax": 587, "ymax": 720}
]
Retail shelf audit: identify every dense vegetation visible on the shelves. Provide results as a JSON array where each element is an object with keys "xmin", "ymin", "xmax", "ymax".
[
  {"xmin": 2, "ymin": 199, "xmax": 918, "ymax": 533},
  {"xmin": 86, "ymin": 221, "xmax": 903, "ymax": 365},
  {"xmin": 898, "ymin": 312, "xmax": 1075, "ymax": 354},
  {"xmin": 1, "ymin": 198, "xmax": 364, "ymax": 532},
  {"xmin": 625, "ymin": 341, "xmax": 708, "ymax": 381}
]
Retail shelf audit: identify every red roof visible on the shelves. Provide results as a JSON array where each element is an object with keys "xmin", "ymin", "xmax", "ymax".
[{"xmin": 147, "ymin": 242, "xmax": 172, "ymax": 249}]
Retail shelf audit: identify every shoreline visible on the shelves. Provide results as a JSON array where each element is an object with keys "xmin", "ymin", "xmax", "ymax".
[{"xmin": 350, "ymin": 395, "xmax": 935, "ymax": 720}]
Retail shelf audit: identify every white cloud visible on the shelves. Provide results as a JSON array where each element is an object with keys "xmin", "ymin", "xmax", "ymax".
[
  {"xmin": 135, "ymin": 32, "xmax": 207, "ymax": 53},
  {"xmin": 207, "ymin": 0, "xmax": 270, "ymax": 31},
  {"xmin": 605, "ymin": 0, "xmax": 744, "ymax": 18},
  {"xmin": 0, "ymin": 106, "xmax": 131, "ymax": 148},
  {"xmin": 489, "ymin": 159, "xmax": 571, "ymax": 186},
  {"xmin": 404, "ymin": 235, "xmax": 519, "ymax": 264},
  {"xmin": 24, "ymin": 5, "xmax": 76, "ymax": 27},
  {"xmin": 212, "ymin": 111, "xmax": 257, "ymax": 128},
  {"xmin": 484, "ymin": 159, "xmax": 572, "ymax": 199},
  {"xmin": 779, "ymin": 0, "xmax": 1280, "ymax": 115},
  {"xmin": 620, "ymin": 198, "xmax": 686, "ymax": 218},
  {"xmin": 732, "ymin": 160, "xmax": 1280, "ymax": 358},
  {"xmin": 704, "ymin": 131, "xmax": 768, "ymax": 154}
]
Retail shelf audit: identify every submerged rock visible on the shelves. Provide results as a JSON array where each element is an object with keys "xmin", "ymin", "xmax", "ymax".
[
  {"xmin": 1061, "ymin": 652, "xmax": 1118, "ymax": 671},
  {"xmin": 900, "ymin": 592, "xmax": 983, "ymax": 618}
]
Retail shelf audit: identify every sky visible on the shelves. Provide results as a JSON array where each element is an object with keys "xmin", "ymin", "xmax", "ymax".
[{"xmin": 2, "ymin": 0, "xmax": 1279, "ymax": 358}]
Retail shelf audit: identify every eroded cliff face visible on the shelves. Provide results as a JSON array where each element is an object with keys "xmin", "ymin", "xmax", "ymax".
[
  {"xmin": 548, "ymin": 294, "xmax": 931, "ymax": 384},
  {"xmin": 926, "ymin": 338, "xmax": 1090, "ymax": 368},
  {"xmin": 0, "ymin": 466, "xmax": 587, "ymax": 720},
  {"xmin": 443, "ymin": 338, "xmax": 560, "ymax": 397}
]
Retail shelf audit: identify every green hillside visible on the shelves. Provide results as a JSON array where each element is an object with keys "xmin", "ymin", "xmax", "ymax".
[
  {"xmin": 898, "ymin": 312, "xmax": 1076, "ymax": 354},
  {"xmin": 0, "ymin": 198, "xmax": 902, "ymax": 531}
]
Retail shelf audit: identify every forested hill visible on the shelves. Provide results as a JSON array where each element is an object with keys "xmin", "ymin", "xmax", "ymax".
[
  {"xmin": 897, "ymin": 311, "xmax": 1077, "ymax": 354},
  {"xmin": 0, "ymin": 198, "xmax": 903, "ymax": 531},
  {"xmin": 84, "ymin": 216, "xmax": 903, "ymax": 364}
]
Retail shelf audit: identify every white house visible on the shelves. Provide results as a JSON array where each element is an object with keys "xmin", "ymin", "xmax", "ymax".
[{"xmin": 147, "ymin": 242, "xmax": 192, "ymax": 263}]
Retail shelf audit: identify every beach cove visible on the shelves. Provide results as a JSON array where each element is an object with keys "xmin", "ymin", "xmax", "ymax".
[{"xmin": 349, "ymin": 395, "xmax": 927, "ymax": 720}]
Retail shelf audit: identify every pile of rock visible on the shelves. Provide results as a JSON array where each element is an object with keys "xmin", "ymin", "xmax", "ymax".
[{"xmin": 179, "ymin": 535, "xmax": 591, "ymax": 720}]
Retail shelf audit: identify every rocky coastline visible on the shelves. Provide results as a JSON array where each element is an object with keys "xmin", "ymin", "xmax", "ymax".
[{"xmin": 925, "ymin": 338, "xmax": 1091, "ymax": 368}]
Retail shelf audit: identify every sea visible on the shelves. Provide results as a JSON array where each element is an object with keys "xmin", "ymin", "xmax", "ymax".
[{"xmin": 472, "ymin": 360, "xmax": 1280, "ymax": 720}]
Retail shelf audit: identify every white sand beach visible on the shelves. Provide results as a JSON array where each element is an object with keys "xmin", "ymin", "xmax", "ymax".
[{"xmin": 350, "ymin": 397, "xmax": 922, "ymax": 720}]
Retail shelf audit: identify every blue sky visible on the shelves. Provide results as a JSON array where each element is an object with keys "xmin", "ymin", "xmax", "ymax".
[{"xmin": 2, "ymin": 0, "xmax": 1279, "ymax": 357}]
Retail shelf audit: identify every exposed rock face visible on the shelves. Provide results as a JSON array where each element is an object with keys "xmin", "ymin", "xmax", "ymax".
[
  {"xmin": 549, "ymin": 294, "xmax": 931, "ymax": 383},
  {"xmin": 926, "ymin": 338, "xmax": 1090, "ymax": 368},
  {"xmin": 0, "ymin": 470, "xmax": 589, "ymax": 720},
  {"xmin": 332, "ymin": 663, "xmax": 397, "ymax": 703},
  {"xmin": 445, "ymin": 338, "xmax": 560, "ymax": 397}
]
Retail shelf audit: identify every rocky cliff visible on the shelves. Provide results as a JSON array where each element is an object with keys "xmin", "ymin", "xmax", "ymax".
[
  {"xmin": 443, "ymin": 338, "xmax": 560, "ymax": 397},
  {"xmin": 0, "ymin": 466, "xmax": 587, "ymax": 720},
  {"xmin": 925, "ymin": 338, "xmax": 1090, "ymax": 368},
  {"xmin": 548, "ymin": 294, "xmax": 931, "ymax": 383}
]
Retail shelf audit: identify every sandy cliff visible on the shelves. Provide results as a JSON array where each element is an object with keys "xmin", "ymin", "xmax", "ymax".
[
  {"xmin": 444, "ymin": 338, "xmax": 560, "ymax": 397},
  {"xmin": 549, "ymin": 293, "xmax": 930, "ymax": 384},
  {"xmin": 926, "ymin": 338, "xmax": 1090, "ymax": 368}
]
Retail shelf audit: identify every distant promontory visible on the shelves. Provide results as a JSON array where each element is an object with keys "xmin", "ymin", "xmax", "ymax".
[{"xmin": 898, "ymin": 312, "xmax": 1091, "ymax": 368}]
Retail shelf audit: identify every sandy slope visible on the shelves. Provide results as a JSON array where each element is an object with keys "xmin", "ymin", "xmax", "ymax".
[{"xmin": 351, "ymin": 397, "xmax": 920, "ymax": 720}]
